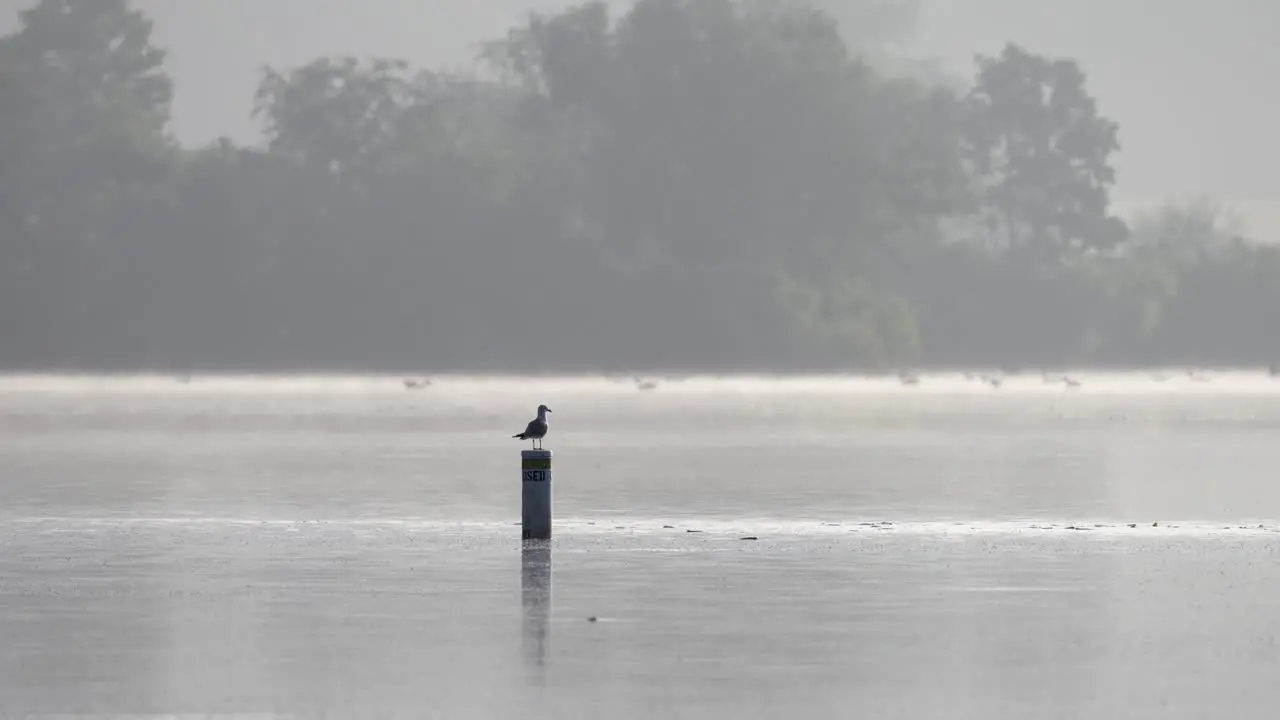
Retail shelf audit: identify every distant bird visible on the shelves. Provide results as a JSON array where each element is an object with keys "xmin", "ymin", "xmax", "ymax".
[{"xmin": 513, "ymin": 404, "xmax": 552, "ymax": 449}]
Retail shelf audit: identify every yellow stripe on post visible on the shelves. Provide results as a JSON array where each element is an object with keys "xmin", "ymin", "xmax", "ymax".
[{"xmin": 521, "ymin": 457, "xmax": 552, "ymax": 471}]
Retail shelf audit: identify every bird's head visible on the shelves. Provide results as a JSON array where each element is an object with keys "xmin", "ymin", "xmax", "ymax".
[{"xmin": 538, "ymin": 404, "xmax": 552, "ymax": 414}]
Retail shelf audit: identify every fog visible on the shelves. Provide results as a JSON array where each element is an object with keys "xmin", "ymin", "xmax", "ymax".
[
  {"xmin": 1, "ymin": 0, "xmax": 1277, "ymax": 373},
  {"xmin": 115, "ymin": 0, "xmax": 1280, "ymax": 236}
]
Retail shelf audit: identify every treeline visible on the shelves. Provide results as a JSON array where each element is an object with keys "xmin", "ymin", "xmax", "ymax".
[{"xmin": 1, "ymin": 0, "xmax": 1276, "ymax": 373}]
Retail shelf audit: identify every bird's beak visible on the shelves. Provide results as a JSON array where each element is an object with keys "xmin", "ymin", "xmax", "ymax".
[{"xmin": 546, "ymin": 408, "xmax": 553, "ymax": 413}]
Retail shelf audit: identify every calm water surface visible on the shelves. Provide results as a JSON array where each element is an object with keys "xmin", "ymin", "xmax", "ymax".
[{"xmin": 2, "ymin": 372, "xmax": 1279, "ymax": 718}]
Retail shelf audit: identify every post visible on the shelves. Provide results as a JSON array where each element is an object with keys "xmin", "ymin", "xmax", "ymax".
[{"xmin": 521, "ymin": 449, "xmax": 553, "ymax": 540}]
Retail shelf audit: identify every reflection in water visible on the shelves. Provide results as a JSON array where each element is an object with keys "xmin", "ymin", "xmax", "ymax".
[
  {"xmin": 522, "ymin": 541, "xmax": 553, "ymax": 673},
  {"xmin": 7, "ymin": 377, "xmax": 1280, "ymax": 715}
]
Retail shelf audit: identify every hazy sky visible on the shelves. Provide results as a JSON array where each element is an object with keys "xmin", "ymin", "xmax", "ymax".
[
  {"xmin": 908, "ymin": 0, "xmax": 1278, "ymax": 236},
  {"xmin": 4, "ymin": 0, "xmax": 1277, "ymax": 236}
]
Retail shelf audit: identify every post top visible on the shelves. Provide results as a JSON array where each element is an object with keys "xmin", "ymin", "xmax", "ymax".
[{"xmin": 521, "ymin": 449, "xmax": 553, "ymax": 459}]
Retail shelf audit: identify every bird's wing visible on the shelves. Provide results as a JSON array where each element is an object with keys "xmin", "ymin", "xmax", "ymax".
[{"xmin": 522, "ymin": 418, "xmax": 541, "ymax": 435}]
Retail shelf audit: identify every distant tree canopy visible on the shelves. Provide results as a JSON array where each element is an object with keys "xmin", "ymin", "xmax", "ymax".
[
  {"xmin": 962, "ymin": 43, "xmax": 1127, "ymax": 256},
  {"xmin": 1, "ymin": 0, "xmax": 1277, "ymax": 373}
]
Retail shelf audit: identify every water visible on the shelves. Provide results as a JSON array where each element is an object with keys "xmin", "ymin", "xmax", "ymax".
[{"xmin": 2, "ymin": 371, "xmax": 1279, "ymax": 718}]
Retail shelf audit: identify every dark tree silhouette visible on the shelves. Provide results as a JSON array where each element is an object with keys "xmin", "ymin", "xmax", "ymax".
[
  {"xmin": 1, "ymin": 0, "xmax": 1277, "ymax": 373},
  {"xmin": 962, "ymin": 43, "xmax": 1128, "ymax": 257}
]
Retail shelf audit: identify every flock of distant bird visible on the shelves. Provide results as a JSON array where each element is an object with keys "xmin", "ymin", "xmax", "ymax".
[
  {"xmin": 399, "ymin": 367, "xmax": 1280, "ymax": 399},
  {"xmin": 429, "ymin": 367, "xmax": 1280, "ymax": 452},
  {"xmin": 163, "ymin": 366, "xmax": 1280, "ymax": 452},
  {"xmin": 500, "ymin": 367, "xmax": 1280, "ymax": 448},
  {"xmin": 169, "ymin": 365, "xmax": 1280, "ymax": 397},
  {"xmin": 402, "ymin": 375, "xmax": 660, "ymax": 392},
  {"xmin": 894, "ymin": 367, "xmax": 1272, "ymax": 389}
]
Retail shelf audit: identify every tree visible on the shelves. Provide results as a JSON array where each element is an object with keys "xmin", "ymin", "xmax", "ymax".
[
  {"xmin": 962, "ymin": 43, "xmax": 1127, "ymax": 257},
  {"xmin": 0, "ymin": 49, "xmax": 39, "ymax": 242},
  {"xmin": 7, "ymin": 0, "xmax": 172, "ymax": 136},
  {"xmin": 0, "ymin": 0, "xmax": 174, "ymax": 367},
  {"xmin": 476, "ymin": 0, "xmax": 972, "ymax": 367},
  {"xmin": 481, "ymin": 1, "xmax": 612, "ymax": 108},
  {"xmin": 798, "ymin": 0, "xmax": 920, "ymax": 51},
  {"xmin": 254, "ymin": 57, "xmax": 429, "ymax": 179},
  {"xmin": 1126, "ymin": 197, "xmax": 1246, "ymax": 264},
  {"xmin": 0, "ymin": 0, "xmax": 173, "ymax": 252}
]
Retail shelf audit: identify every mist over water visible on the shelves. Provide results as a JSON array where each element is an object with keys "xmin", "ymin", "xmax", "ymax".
[
  {"xmin": 4, "ymin": 0, "xmax": 1279, "ymax": 714},
  {"xmin": 3, "ymin": 373, "xmax": 1280, "ymax": 716},
  {"xmin": 7, "ymin": 367, "xmax": 1280, "ymax": 395},
  {"xmin": 7, "ymin": 370, "xmax": 1280, "ymax": 523}
]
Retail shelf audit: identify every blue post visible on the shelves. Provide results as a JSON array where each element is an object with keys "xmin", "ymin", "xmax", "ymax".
[{"xmin": 522, "ymin": 449, "xmax": 553, "ymax": 540}]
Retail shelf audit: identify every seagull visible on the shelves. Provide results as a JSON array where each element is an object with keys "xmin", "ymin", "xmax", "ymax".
[{"xmin": 513, "ymin": 404, "xmax": 552, "ymax": 449}]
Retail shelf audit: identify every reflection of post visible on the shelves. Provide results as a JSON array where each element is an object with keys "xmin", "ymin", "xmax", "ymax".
[{"xmin": 521, "ymin": 540, "xmax": 552, "ymax": 670}]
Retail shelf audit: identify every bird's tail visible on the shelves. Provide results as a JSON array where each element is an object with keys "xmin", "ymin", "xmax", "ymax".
[{"xmin": 513, "ymin": 433, "xmax": 525, "ymax": 439}]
